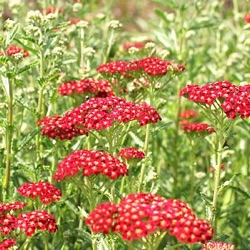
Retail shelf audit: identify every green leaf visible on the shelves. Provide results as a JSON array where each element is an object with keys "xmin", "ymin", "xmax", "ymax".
[
  {"xmin": 152, "ymin": 0, "xmax": 177, "ymax": 8},
  {"xmin": 154, "ymin": 9, "xmax": 169, "ymax": 23},
  {"xmin": 16, "ymin": 127, "xmax": 42, "ymax": 152},
  {"xmin": 200, "ymin": 192, "xmax": 212, "ymax": 206},
  {"xmin": 17, "ymin": 59, "xmax": 39, "ymax": 74},
  {"xmin": 218, "ymin": 173, "xmax": 240, "ymax": 194},
  {"xmin": 230, "ymin": 186, "xmax": 250, "ymax": 199},
  {"xmin": 5, "ymin": 24, "xmax": 19, "ymax": 46},
  {"xmin": 128, "ymin": 131, "xmax": 144, "ymax": 147}
]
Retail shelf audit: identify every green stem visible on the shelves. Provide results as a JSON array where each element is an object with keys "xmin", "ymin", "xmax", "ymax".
[
  {"xmin": 104, "ymin": 28, "xmax": 114, "ymax": 63},
  {"xmin": 209, "ymin": 131, "xmax": 224, "ymax": 226},
  {"xmin": 35, "ymin": 50, "xmax": 45, "ymax": 164},
  {"xmin": 80, "ymin": 27, "xmax": 85, "ymax": 71},
  {"xmin": 3, "ymin": 77, "xmax": 14, "ymax": 201},
  {"xmin": 138, "ymin": 123, "xmax": 151, "ymax": 192}
]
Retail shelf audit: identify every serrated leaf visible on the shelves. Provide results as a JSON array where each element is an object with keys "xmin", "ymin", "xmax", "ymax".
[
  {"xmin": 154, "ymin": 9, "xmax": 169, "ymax": 23},
  {"xmin": 16, "ymin": 127, "xmax": 42, "ymax": 152},
  {"xmin": 5, "ymin": 24, "xmax": 19, "ymax": 46},
  {"xmin": 128, "ymin": 131, "xmax": 144, "ymax": 147},
  {"xmin": 200, "ymin": 192, "xmax": 212, "ymax": 206},
  {"xmin": 17, "ymin": 59, "xmax": 39, "ymax": 74},
  {"xmin": 218, "ymin": 173, "xmax": 240, "ymax": 194},
  {"xmin": 230, "ymin": 186, "xmax": 250, "ymax": 199}
]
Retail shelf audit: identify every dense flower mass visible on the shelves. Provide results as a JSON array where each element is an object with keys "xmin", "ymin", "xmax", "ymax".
[
  {"xmin": 18, "ymin": 182, "xmax": 62, "ymax": 204},
  {"xmin": 97, "ymin": 56, "xmax": 185, "ymax": 77},
  {"xmin": 54, "ymin": 149, "xmax": 128, "ymax": 181},
  {"xmin": 0, "ymin": 239, "xmax": 16, "ymax": 250},
  {"xmin": 179, "ymin": 109, "xmax": 199, "ymax": 119},
  {"xmin": 38, "ymin": 96, "xmax": 161, "ymax": 140},
  {"xmin": 0, "ymin": 45, "xmax": 29, "ymax": 57},
  {"xmin": 118, "ymin": 147, "xmax": 145, "ymax": 160},
  {"xmin": 16, "ymin": 210, "xmax": 57, "ymax": 236},
  {"xmin": 123, "ymin": 41, "xmax": 146, "ymax": 50},
  {"xmin": 86, "ymin": 193, "xmax": 214, "ymax": 243},
  {"xmin": 38, "ymin": 115, "xmax": 87, "ymax": 140},
  {"xmin": 181, "ymin": 122, "xmax": 215, "ymax": 134},
  {"xmin": 202, "ymin": 241, "xmax": 235, "ymax": 250},
  {"xmin": 57, "ymin": 78, "xmax": 114, "ymax": 97},
  {"xmin": 0, "ymin": 202, "xmax": 26, "ymax": 214},
  {"xmin": 0, "ymin": 214, "xmax": 16, "ymax": 235},
  {"xmin": 180, "ymin": 81, "xmax": 250, "ymax": 119}
]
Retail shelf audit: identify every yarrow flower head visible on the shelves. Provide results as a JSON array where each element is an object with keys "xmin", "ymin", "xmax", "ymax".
[
  {"xmin": 86, "ymin": 193, "xmax": 214, "ymax": 243},
  {"xmin": 180, "ymin": 81, "xmax": 250, "ymax": 119},
  {"xmin": 0, "ymin": 202, "xmax": 27, "ymax": 214},
  {"xmin": 54, "ymin": 149, "xmax": 128, "ymax": 181},
  {"xmin": 57, "ymin": 78, "xmax": 114, "ymax": 97},
  {"xmin": 0, "ymin": 239, "xmax": 16, "ymax": 249},
  {"xmin": 16, "ymin": 210, "xmax": 57, "ymax": 236},
  {"xmin": 2, "ymin": 45, "xmax": 29, "ymax": 57},
  {"xmin": 179, "ymin": 109, "xmax": 199, "ymax": 119},
  {"xmin": 117, "ymin": 148, "xmax": 145, "ymax": 160},
  {"xmin": 97, "ymin": 56, "xmax": 185, "ymax": 78},
  {"xmin": 17, "ymin": 182, "xmax": 62, "ymax": 204},
  {"xmin": 181, "ymin": 122, "xmax": 215, "ymax": 135},
  {"xmin": 38, "ymin": 115, "xmax": 87, "ymax": 140},
  {"xmin": 38, "ymin": 96, "xmax": 161, "ymax": 140},
  {"xmin": 202, "ymin": 241, "xmax": 235, "ymax": 250}
]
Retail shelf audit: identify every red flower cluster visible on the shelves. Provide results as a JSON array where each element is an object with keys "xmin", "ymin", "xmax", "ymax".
[
  {"xmin": 202, "ymin": 241, "xmax": 235, "ymax": 250},
  {"xmin": 179, "ymin": 109, "xmax": 198, "ymax": 119},
  {"xmin": 1, "ymin": 45, "xmax": 29, "ymax": 57},
  {"xmin": 45, "ymin": 6, "xmax": 63, "ymax": 14},
  {"xmin": 39, "ymin": 96, "xmax": 161, "ymax": 140},
  {"xmin": 38, "ymin": 115, "xmax": 87, "ymax": 140},
  {"xmin": 18, "ymin": 182, "xmax": 62, "ymax": 204},
  {"xmin": 180, "ymin": 81, "xmax": 250, "ymax": 119},
  {"xmin": 123, "ymin": 41, "xmax": 146, "ymax": 50},
  {"xmin": 244, "ymin": 13, "xmax": 250, "ymax": 23},
  {"xmin": 97, "ymin": 56, "xmax": 185, "ymax": 77},
  {"xmin": 0, "ymin": 202, "xmax": 26, "ymax": 237},
  {"xmin": 68, "ymin": 17, "xmax": 81, "ymax": 24},
  {"xmin": 0, "ymin": 202, "xmax": 26, "ymax": 214},
  {"xmin": 118, "ymin": 147, "xmax": 145, "ymax": 160},
  {"xmin": 86, "ymin": 193, "xmax": 214, "ymax": 243},
  {"xmin": 0, "ymin": 239, "xmax": 16, "ymax": 250},
  {"xmin": 0, "ymin": 214, "xmax": 16, "ymax": 235},
  {"xmin": 57, "ymin": 78, "xmax": 114, "ymax": 97},
  {"xmin": 181, "ymin": 123, "xmax": 215, "ymax": 134},
  {"xmin": 54, "ymin": 149, "xmax": 128, "ymax": 181},
  {"xmin": 16, "ymin": 210, "xmax": 57, "ymax": 236}
]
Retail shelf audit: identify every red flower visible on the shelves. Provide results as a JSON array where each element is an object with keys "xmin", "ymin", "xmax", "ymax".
[
  {"xmin": 18, "ymin": 182, "xmax": 62, "ymax": 204},
  {"xmin": 181, "ymin": 122, "xmax": 215, "ymax": 134},
  {"xmin": 118, "ymin": 148, "xmax": 145, "ymax": 160},
  {"xmin": 97, "ymin": 61, "xmax": 128, "ymax": 75},
  {"xmin": 180, "ymin": 81, "xmax": 250, "ymax": 119},
  {"xmin": 123, "ymin": 41, "xmax": 146, "ymax": 50},
  {"xmin": 69, "ymin": 18, "xmax": 81, "ymax": 24},
  {"xmin": 86, "ymin": 193, "xmax": 214, "ymax": 243},
  {"xmin": 57, "ymin": 78, "xmax": 114, "ymax": 97},
  {"xmin": 244, "ymin": 13, "xmax": 250, "ymax": 23},
  {"xmin": 54, "ymin": 150, "xmax": 128, "ymax": 181},
  {"xmin": 0, "ymin": 239, "xmax": 16, "ymax": 249},
  {"xmin": 16, "ymin": 210, "xmax": 57, "ymax": 236},
  {"xmin": 6, "ymin": 45, "xmax": 29, "ymax": 57},
  {"xmin": 0, "ymin": 214, "xmax": 16, "ymax": 235},
  {"xmin": 202, "ymin": 241, "xmax": 235, "ymax": 250},
  {"xmin": 85, "ymin": 202, "xmax": 118, "ymax": 234},
  {"xmin": 179, "ymin": 109, "xmax": 199, "ymax": 119},
  {"xmin": 38, "ymin": 96, "xmax": 161, "ymax": 140},
  {"xmin": 45, "ymin": 6, "xmax": 62, "ymax": 15},
  {"xmin": 0, "ymin": 202, "xmax": 26, "ymax": 214},
  {"xmin": 38, "ymin": 115, "xmax": 87, "ymax": 140}
]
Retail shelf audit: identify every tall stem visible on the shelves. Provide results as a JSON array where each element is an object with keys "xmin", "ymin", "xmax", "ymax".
[
  {"xmin": 36, "ymin": 50, "xmax": 45, "ymax": 164},
  {"xmin": 3, "ymin": 77, "xmax": 14, "ymax": 200},
  {"xmin": 209, "ymin": 128, "xmax": 224, "ymax": 226}
]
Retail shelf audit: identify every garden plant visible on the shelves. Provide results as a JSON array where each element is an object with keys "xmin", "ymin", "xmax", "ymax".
[{"xmin": 0, "ymin": 0, "xmax": 249, "ymax": 249}]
